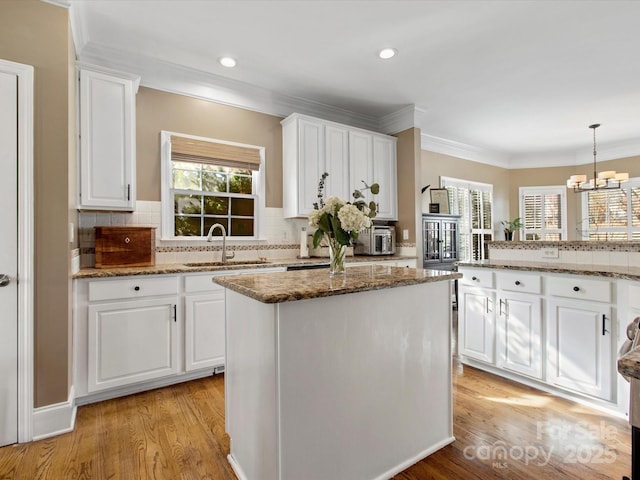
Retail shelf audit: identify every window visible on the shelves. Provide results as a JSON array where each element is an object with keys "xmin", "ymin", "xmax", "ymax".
[
  {"xmin": 161, "ymin": 131, "xmax": 265, "ymax": 239},
  {"xmin": 580, "ymin": 178, "xmax": 640, "ymax": 240},
  {"xmin": 441, "ymin": 177, "xmax": 493, "ymax": 262},
  {"xmin": 519, "ymin": 186, "xmax": 567, "ymax": 240}
]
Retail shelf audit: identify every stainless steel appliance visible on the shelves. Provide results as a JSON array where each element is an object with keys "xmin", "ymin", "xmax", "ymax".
[
  {"xmin": 354, "ymin": 226, "xmax": 396, "ymax": 255},
  {"xmin": 621, "ymin": 317, "xmax": 640, "ymax": 480}
]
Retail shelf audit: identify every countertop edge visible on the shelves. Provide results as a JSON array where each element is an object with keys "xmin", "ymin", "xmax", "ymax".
[
  {"xmin": 457, "ymin": 261, "xmax": 640, "ymax": 281},
  {"xmin": 72, "ymin": 255, "xmax": 418, "ymax": 279}
]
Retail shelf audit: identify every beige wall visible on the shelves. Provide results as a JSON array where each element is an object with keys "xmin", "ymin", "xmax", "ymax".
[
  {"xmin": 396, "ymin": 128, "xmax": 421, "ymax": 245},
  {"xmin": 0, "ymin": 0, "xmax": 72, "ymax": 407},
  {"xmin": 421, "ymin": 151, "xmax": 510, "ymax": 232},
  {"xmin": 509, "ymin": 156, "xmax": 640, "ymax": 240},
  {"xmin": 136, "ymin": 87, "xmax": 284, "ymax": 207}
]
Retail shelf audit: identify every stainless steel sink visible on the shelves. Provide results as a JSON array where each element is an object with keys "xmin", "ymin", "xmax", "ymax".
[{"xmin": 183, "ymin": 260, "xmax": 271, "ymax": 267}]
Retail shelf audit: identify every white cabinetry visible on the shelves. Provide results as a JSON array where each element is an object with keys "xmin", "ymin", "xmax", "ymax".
[
  {"xmin": 349, "ymin": 132, "xmax": 397, "ymax": 220},
  {"xmin": 282, "ymin": 113, "xmax": 397, "ymax": 220},
  {"xmin": 458, "ymin": 268, "xmax": 496, "ymax": 364},
  {"xmin": 78, "ymin": 66, "xmax": 139, "ymax": 211},
  {"xmin": 184, "ymin": 274, "xmax": 226, "ymax": 371},
  {"xmin": 85, "ymin": 276, "xmax": 179, "ymax": 393},
  {"xmin": 459, "ymin": 285, "xmax": 496, "ymax": 364},
  {"xmin": 496, "ymin": 272, "xmax": 543, "ymax": 379},
  {"xmin": 546, "ymin": 275, "xmax": 613, "ymax": 400},
  {"xmin": 457, "ymin": 266, "xmax": 619, "ymax": 408}
]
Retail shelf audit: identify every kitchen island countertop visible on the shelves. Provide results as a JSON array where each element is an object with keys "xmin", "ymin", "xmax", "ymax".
[{"xmin": 213, "ymin": 265, "xmax": 460, "ymax": 303}]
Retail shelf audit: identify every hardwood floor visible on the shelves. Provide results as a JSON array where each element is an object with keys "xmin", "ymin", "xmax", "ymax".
[{"xmin": 0, "ymin": 362, "xmax": 632, "ymax": 479}]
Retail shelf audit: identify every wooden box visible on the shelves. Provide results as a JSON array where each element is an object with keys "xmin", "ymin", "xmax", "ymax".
[{"xmin": 94, "ymin": 226, "xmax": 156, "ymax": 268}]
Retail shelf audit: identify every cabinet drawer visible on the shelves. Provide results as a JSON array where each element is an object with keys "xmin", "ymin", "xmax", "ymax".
[
  {"xmin": 184, "ymin": 274, "xmax": 226, "ymax": 293},
  {"xmin": 547, "ymin": 275, "xmax": 611, "ymax": 303},
  {"xmin": 88, "ymin": 276, "xmax": 178, "ymax": 302},
  {"xmin": 497, "ymin": 271, "xmax": 542, "ymax": 294},
  {"xmin": 460, "ymin": 268, "xmax": 495, "ymax": 288}
]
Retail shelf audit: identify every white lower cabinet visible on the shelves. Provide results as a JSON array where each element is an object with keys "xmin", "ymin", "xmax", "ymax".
[
  {"xmin": 184, "ymin": 289, "xmax": 225, "ymax": 371},
  {"xmin": 458, "ymin": 267, "xmax": 619, "ymax": 408},
  {"xmin": 88, "ymin": 297, "xmax": 178, "ymax": 392},
  {"xmin": 497, "ymin": 291, "xmax": 542, "ymax": 379},
  {"xmin": 547, "ymin": 299, "xmax": 613, "ymax": 401},
  {"xmin": 459, "ymin": 285, "xmax": 495, "ymax": 364}
]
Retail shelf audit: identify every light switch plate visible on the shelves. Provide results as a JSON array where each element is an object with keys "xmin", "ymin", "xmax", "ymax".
[
  {"xmin": 402, "ymin": 229, "xmax": 409, "ymax": 240},
  {"xmin": 542, "ymin": 247, "xmax": 559, "ymax": 258}
]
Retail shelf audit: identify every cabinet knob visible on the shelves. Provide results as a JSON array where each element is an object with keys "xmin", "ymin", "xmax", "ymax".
[
  {"xmin": 573, "ymin": 286, "xmax": 580, "ymax": 292},
  {"xmin": 515, "ymin": 280, "xmax": 521, "ymax": 286},
  {"xmin": 472, "ymin": 276, "xmax": 478, "ymax": 281},
  {"xmin": 134, "ymin": 286, "xmax": 140, "ymax": 291}
]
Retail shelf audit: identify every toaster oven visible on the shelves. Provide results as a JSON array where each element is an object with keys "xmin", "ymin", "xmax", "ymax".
[{"xmin": 354, "ymin": 226, "xmax": 396, "ymax": 255}]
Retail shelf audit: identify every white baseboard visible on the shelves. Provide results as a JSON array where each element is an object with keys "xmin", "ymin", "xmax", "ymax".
[{"xmin": 32, "ymin": 386, "xmax": 77, "ymax": 441}]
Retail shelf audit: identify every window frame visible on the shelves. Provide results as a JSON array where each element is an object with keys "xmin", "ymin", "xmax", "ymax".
[
  {"xmin": 519, "ymin": 186, "xmax": 567, "ymax": 241},
  {"xmin": 160, "ymin": 130, "xmax": 266, "ymax": 240},
  {"xmin": 441, "ymin": 176, "xmax": 494, "ymax": 262},
  {"xmin": 579, "ymin": 177, "xmax": 640, "ymax": 240}
]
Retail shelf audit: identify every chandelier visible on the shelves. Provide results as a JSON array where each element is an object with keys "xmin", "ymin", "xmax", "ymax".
[{"xmin": 566, "ymin": 123, "xmax": 628, "ymax": 192}]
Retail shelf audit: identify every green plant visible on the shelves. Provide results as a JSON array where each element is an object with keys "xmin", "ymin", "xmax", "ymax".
[{"xmin": 501, "ymin": 217, "xmax": 523, "ymax": 233}]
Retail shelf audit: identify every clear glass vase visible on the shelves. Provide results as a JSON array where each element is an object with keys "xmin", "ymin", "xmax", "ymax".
[{"xmin": 328, "ymin": 237, "xmax": 347, "ymax": 277}]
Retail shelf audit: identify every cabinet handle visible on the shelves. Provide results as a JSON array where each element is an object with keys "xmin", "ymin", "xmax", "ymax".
[
  {"xmin": 127, "ymin": 184, "xmax": 131, "ymax": 201},
  {"xmin": 515, "ymin": 280, "xmax": 521, "ymax": 286},
  {"xmin": 573, "ymin": 286, "xmax": 580, "ymax": 292},
  {"xmin": 134, "ymin": 286, "xmax": 140, "ymax": 291},
  {"xmin": 602, "ymin": 314, "xmax": 608, "ymax": 336},
  {"xmin": 173, "ymin": 304, "xmax": 177, "ymax": 322},
  {"xmin": 499, "ymin": 299, "xmax": 504, "ymax": 316}
]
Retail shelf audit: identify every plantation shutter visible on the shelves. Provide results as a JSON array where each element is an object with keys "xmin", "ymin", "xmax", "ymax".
[
  {"xmin": 520, "ymin": 187, "xmax": 565, "ymax": 240},
  {"xmin": 171, "ymin": 135, "xmax": 261, "ymax": 170}
]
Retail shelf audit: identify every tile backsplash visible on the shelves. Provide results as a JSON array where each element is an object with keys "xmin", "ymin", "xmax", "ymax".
[{"xmin": 78, "ymin": 201, "xmax": 309, "ymax": 267}]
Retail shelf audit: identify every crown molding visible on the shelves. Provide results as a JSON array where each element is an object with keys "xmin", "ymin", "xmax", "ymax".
[
  {"xmin": 40, "ymin": 0, "xmax": 70, "ymax": 8},
  {"xmin": 76, "ymin": 42, "xmax": 381, "ymax": 131},
  {"xmin": 379, "ymin": 105, "xmax": 428, "ymax": 135},
  {"xmin": 421, "ymin": 132, "xmax": 511, "ymax": 168}
]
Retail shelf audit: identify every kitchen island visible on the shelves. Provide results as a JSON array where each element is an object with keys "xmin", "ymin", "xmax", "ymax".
[{"xmin": 213, "ymin": 265, "xmax": 461, "ymax": 480}]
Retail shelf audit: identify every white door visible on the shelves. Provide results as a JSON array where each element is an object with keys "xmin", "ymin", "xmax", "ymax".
[
  {"xmin": 0, "ymin": 71, "xmax": 18, "ymax": 446},
  {"xmin": 498, "ymin": 292, "xmax": 542, "ymax": 379},
  {"xmin": 459, "ymin": 286, "xmax": 495, "ymax": 364},
  {"xmin": 547, "ymin": 299, "xmax": 613, "ymax": 401}
]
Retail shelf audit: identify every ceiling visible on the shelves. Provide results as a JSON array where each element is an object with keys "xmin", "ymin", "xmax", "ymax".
[{"xmin": 69, "ymin": 0, "xmax": 640, "ymax": 167}]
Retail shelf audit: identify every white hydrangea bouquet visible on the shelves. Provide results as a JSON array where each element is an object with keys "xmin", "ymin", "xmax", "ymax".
[{"xmin": 308, "ymin": 172, "xmax": 379, "ymax": 275}]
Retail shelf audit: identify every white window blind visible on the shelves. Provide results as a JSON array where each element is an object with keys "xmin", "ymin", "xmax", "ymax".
[
  {"xmin": 441, "ymin": 177, "xmax": 493, "ymax": 262},
  {"xmin": 160, "ymin": 131, "xmax": 265, "ymax": 239},
  {"xmin": 581, "ymin": 179, "xmax": 640, "ymax": 240},
  {"xmin": 519, "ymin": 187, "xmax": 566, "ymax": 240}
]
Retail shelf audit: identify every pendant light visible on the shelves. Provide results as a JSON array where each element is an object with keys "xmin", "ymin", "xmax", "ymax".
[{"xmin": 566, "ymin": 123, "xmax": 628, "ymax": 192}]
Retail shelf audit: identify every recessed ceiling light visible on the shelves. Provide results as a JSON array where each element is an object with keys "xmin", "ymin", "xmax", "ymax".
[
  {"xmin": 378, "ymin": 48, "xmax": 397, "ymax": 60},
  {"xmin": 219, "ymin": 56, "xmax": 237, "ymax": 68}
]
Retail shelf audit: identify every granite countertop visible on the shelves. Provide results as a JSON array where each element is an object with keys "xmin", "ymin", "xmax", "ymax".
[
  {"xmin": 213, "ymin": 265, "xmax": 461, "ymax": 304},
  {"xmin": 73, "ymin": 255, "xmax": 417, "ymax": 279},
  {"xmin": 618, "ymin": 349, "xmax": 640, "ymax": 381},
  {"xmin": 457, "ymin": 260, "xmax": 640, "ymax": 281}
]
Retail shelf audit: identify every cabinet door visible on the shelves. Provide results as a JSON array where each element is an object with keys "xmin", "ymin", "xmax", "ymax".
[
  {"xmin": 423, "ymin": 218, "xmax": 442, "ymax": 266},
  {"xmin": 185, "ymin": 290, "xmax": 226, "ymax": 371},
  {"xmin": 372, "ymin": 135, "xmax": 397, "ymax": 220},
  {"xmin": 497, "ymin": 292, "xmax": 542, "ymax": 379},
  {"xmin": 324, "ymin": 125, "xmax": 350, "ymax": 200},
  {"xmin": 294, "ymin": 118, "xmax": 325, "ymax": 217},
  {"xmin": 459, "ymin": 286, "xmax": 495, "ymax": 364},
  {"xmin": 349, "ymin": 130, "xmax": 373, "ymax": 203},
  {"xmin": 79, "ymin": 69, "xmax": 136, "ymax": 210},
  {"xmin": 87, "ymin": 297, "xmax": 178, "ymax": 392},
  {"xmin": 547, "ymin": 299, "xmax": 613, "ymax": 400}
]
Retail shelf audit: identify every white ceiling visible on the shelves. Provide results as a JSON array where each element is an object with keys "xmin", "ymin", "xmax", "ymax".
[{"xmin": 69, "ymin": 0, "xmax": 640, "ymax": 167}]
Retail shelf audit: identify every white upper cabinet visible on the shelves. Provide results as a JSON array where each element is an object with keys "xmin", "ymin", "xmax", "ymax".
[
  {"xmin": 78, "ymin": 66, "xmax": 140, "ymax": 211},
  {"xmin": 282, "ymin": 113, "xmax": 397, "ymax": 220}
]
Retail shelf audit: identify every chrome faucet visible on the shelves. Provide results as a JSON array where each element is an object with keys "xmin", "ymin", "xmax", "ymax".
[{"xmin": 206, "ymin": 223, "xmax": 235, "ymax": 263}]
